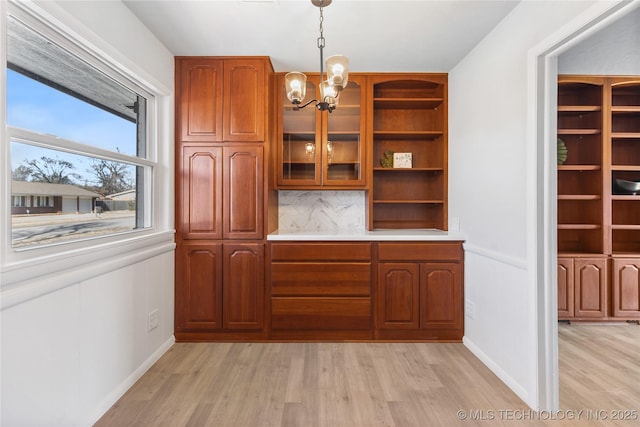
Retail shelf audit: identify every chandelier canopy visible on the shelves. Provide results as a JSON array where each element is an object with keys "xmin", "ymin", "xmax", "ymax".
[{"xmin": 284, "ymin": 0, "xmax": 349, "ymax": 113}]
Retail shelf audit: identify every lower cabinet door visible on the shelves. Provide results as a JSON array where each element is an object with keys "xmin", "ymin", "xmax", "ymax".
[
  {"xmin": 223, "ymin": 243, "xmax": 264, "ymax": 329},
  {"xmin": 557, "ymin": 258, "xmax": 575, "ymax": 318},
  {"xmin": 574, "ymin": 258, "xmax": 608, "ymax": 318},
  {"xmin": 377, "ymin": 263, "xmax": 419, "ymax": 329},
  {"xmin": 420, "ymin": 262, "xmax": 463, "ymax": 331},
  {"xmin": 612, "ymin": 258, "xmax": 640, "ymax": 318},
  {"xmin": 177, "ymin": 242, "xmax": 223, "ymax": 330}
]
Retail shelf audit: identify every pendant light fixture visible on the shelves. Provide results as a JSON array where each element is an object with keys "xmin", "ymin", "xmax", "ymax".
[{"xmin": 285, "ymin": 0, "xmax": 349, "ymax": 113}]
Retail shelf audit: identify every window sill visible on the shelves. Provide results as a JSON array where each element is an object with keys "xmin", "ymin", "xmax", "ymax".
[{"xmin": 0, "ymin": 229, "xmax": 176, "ymax": 309}]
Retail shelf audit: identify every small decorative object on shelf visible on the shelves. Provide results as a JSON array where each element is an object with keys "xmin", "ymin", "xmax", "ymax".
[
  {"xmin": 557, "ymin": 138, "xmax": 568, "ymax": 165},
  {"xmin": 614, "ymin": 178, "xmax": 640, "ymax": 195},
  {"xmin": 393, "ymin": 152, "xmax": 412, "ymax": 168},
  {"xmin": 380, "ymin": 150, "xmax": 394, "ymax": 168}
]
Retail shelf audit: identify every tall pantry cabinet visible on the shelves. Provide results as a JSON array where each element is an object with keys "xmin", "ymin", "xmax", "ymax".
[{"xmin": 175, "ymin": 57, "xmax": 275, "ymax": 340}]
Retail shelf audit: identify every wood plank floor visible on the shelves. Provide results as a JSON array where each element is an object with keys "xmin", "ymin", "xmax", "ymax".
[{"xmin": 96, "ymin": 323, "xmax": 639, "ymax": 426}]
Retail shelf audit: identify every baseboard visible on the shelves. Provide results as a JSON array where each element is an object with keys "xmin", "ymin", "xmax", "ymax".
[
  {"xmin": 463, "ymin": 335, "xmax": 536, "ymax": 409},
  {"xmin": 86, "ymin": 335, "xmax": 176, "ymax": 426}
]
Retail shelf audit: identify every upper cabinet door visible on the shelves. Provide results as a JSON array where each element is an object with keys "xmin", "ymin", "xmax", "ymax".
[
  {"xmin": 177, "ymin": 58, "xmax": 224, "ymax": 142},
  {"xmin": 223, "ymin": 59, "xmax": 266, "ymax": 142},
  {"xmin": 223, "ymin": 145, "xmax": 264, "ymax": 239},
  {"xmin": 278, "ymin": 74, "xmax": 322, "ymax": 186},
  {"xmin": 277, "ymin": 73, "xmax": 366, "ymax": 189},
  {"xmin": 323, "ymin": 75, "xmax": 367, "ymax": 187},
  {"xmin": 180, "ymin": 145, "xmax": 223, "ymax": 240}
]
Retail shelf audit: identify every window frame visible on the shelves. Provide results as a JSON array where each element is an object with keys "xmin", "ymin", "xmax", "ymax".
[{"xmin": 1, "ymin": 0, "xmax": 174, "ymax": 302}]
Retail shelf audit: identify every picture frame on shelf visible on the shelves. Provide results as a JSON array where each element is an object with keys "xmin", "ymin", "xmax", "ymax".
[{"xmin": 393, "ymin": 152, "xmax": 412, "ymax": 168}]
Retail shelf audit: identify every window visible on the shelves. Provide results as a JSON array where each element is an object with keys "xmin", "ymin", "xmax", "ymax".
[{"xmin": 6, "ymin": 13, "xmax": 155, "ymax": 249}]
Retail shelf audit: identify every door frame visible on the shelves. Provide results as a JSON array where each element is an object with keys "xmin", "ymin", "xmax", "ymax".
[{"xmin": 529, "ymin": 0, "xmax": 640, "ymax": 410}]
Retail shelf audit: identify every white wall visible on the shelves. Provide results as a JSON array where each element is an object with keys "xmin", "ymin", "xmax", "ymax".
[
  {"xmin": 559, "ymin": 7, "xmax": 640, "ymax": 74},
  {"xmin": 1, "ymin": 1, "xmax": 175, "ymax": 425},
  {"xmin": 448, "ymin": 0, "xmax": 608, "ymax": 409}
]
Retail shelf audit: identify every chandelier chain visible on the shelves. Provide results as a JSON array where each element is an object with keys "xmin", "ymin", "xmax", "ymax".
[{"xmin": 317, "ymin": 6, "xmax": 325, "ymax": 48}]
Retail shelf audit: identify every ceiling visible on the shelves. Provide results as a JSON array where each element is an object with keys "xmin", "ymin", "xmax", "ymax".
[{"xmin": 123, "ymin": 0, "xmax": 520, "ymax": 73}]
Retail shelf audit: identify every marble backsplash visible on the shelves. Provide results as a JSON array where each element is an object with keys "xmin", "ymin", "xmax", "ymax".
[{"xmin": 277, "ymin": 191, "xmax": 365, "ymax": 232}]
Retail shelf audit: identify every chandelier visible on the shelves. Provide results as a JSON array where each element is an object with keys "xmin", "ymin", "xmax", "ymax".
[{"xmin": 284, "ymin": 0, "xmax": 349, "ymax": 113}]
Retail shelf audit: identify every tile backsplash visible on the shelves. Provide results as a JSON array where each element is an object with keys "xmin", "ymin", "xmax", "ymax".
[{"xmin": 277, "ymin": 191, "xmax": 365, "ymax": 231}]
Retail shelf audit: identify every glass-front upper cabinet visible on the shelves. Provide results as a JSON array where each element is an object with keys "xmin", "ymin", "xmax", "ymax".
[{"xmin": 277, "ymin": 73, "xmax": 366, "ymax": 189}]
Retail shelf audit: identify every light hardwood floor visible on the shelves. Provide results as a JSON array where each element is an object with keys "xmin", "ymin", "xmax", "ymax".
[{"xmin": 96, "ymin": 323, "xmax": 639, "ymax": 426}]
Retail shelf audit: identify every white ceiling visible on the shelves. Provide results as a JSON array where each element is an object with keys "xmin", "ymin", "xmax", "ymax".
[{"xmin": 123, "ymin": 0, "xmax": 520, "ymax": 73}]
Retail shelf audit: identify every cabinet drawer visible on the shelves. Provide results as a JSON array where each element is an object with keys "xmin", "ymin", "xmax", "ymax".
[
  {"xmin": 271, "ymin": 262, "xmax": 371, "ymax": 296},
  {"xmin": 270, "ymin": 243, "xmax": 372, "ymax": 261},
  {"xmin": 271, "ymin": 297, "xmax": 371, "ymax": 330},
  {"xmin": 378, "ymin": 242, "xmax": 462, "ymax": 262}
]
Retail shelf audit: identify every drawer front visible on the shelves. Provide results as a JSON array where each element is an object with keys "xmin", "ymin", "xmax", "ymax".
[
  {"xmin": 270, "ymin": 243, "xmax": 372, "ymax": 261},
  {"xmin": 378, "ymin": 242, "xmax": 463, "ymax": 262},
  {"xmin": 271, "ymin": 297, "xmax": 371, "ymax": 330},
  {"xmin": 271, "ymin": 262, "xmax": 371, "ymax": 296}
]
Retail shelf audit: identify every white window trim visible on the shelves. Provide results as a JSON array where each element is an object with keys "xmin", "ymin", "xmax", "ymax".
[{"xmin": 1, "ymin": 0, "xmax": 175, "ymax": 307}]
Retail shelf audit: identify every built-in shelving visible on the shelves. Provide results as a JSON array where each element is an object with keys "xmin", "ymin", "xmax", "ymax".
[{"xmin": 368, "ymin": 75, "xmax": 448, "ymax": 230}]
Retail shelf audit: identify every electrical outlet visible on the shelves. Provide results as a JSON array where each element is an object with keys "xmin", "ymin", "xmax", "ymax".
[
  {"xmin": 147, "ymin": 309, "xmax": 159, "ymax": 332},
  {"xmin": 465, "ymin": 300, "xmax": 475, "ymax": 319}
]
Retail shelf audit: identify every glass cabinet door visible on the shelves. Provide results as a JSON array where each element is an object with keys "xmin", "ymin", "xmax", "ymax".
[
  {"xmin": 324, "ymin": 78, "xmax": 365, "ymax": 186},
  {"xmin": 278, "ymin": 74, "xmax": 365, "ymax": 188},
  {"xmin": 280, "ymin": 78, "xmax": 321, "ymax": 185}
]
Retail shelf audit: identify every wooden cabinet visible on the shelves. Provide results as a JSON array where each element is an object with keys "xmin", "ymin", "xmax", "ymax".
[
  {"xmin": 611, "ymin": 257, "xmax": 640, "ymax": 318},
  {"xmin": 223, "ymin": 145, "xmax": 264, "ymax": 239},
  {"xmin": 269, "ymin": 241, "xmax": 463, "ymax": 341},
  {"xmin": 377, "ymin": 263, "xmax": 419, "ymax": 329},
  {"xmin": 557, "ymin": 257, "xmax": 574, "ymax": 319},
  {"xmin": 368, "ymin": 74, "xmax": 448, "ymax": 230},
  {"xmin": 179, "ymin": 144, "xmax": 263, "ymax": 240},
  {"xmin": 377, "ymin": 242, "xmax": 463, "ymax": 340},
  {"xmin": 276, "ymin": 73, "xmax": 367, "ymax": 189},
  {"xmin": 176, "ymin": 242, "xmax": 264, "ymax": 333},
  {"xmin": 223, "ymin": 243, "xmax": 264, "ymax": 329},
  {"xmin": 557, "ymin": 257, "xmax": 608, "ymax": 319},
  {"xmin": 179, "ymin": 145, "xmax": 223, "ymax": 240},
  {"xmin": 175, "ymin": 57, "xmax": 274, "ymax": 341},
  {"xmin": 269, "ymin": 242, "xmax": 373, "ymax": 339},
  {"xmin": 176, "ymin": 57, "xmax": 269, "ymax": 142},
  {"xmin": 176, "ymin": 242, "xmax": 223, "ymax": 331},
  {"xmin": 557, "ymin": 75, "xmax": 640, "ymax": 321},
  {"xmin": 573, "ymin": 258, "xmax": 608, "ymax": 318}
]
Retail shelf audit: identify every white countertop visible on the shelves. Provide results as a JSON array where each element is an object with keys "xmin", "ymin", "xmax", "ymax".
[{"xmin": 267, "ymin": 229, "xmax": 465, "ymax": 241}]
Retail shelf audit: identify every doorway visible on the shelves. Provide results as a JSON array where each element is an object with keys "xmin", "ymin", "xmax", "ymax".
[{"xmin": 534, "ymin": 0, "xmax": 640, "ymax": 411}]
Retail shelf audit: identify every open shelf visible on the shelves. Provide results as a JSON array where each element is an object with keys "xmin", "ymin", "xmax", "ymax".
[{"xmin": 369, "ymin": 75, "xmax": 448, "ymax": 230}]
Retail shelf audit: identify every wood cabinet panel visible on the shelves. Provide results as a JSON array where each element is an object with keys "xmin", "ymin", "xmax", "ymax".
[
  {"xmin": 612, "ymin": 258, "xmax": 640, "ymax": 318},
  {"xmin": 177, "ymin": 58, "xmax": 223, "ymax": 142},
  {"xmin": 557, "ymin": 258, "xmax": 575, "ymax": 318},
  {"xmin": 574, "ymin": 258, "xmax": 608, "ymax": 318},
  {"xmin": 378, "ymin": 242, "xmax": 463, "ymax": 262},
  {"xmin": 223, "ymin": 145, "xmax": 264, "ymax": 239},
  {"xmin": 180, "ymin": 146, "xmax": 223, "ymax": 240},
  {"xmin": 270, "ymin": 242, "xmax": 372, "ymax": 261},
  {"xmin": 176, "ymin": 242, "xmax": 223, "ymax": 330},
  {"xmin": 271, "ymin": 262, "xmax": 371, "ymax": 296},
  {"xmin": 271, "ymin": 297, "xmax": 371, "ymax": 330},
  {"xmin": 223, "ymin": 59, "xmax": 266, "ymax": 142},
  {"xmin": 420, "ymin": 263, "xmax": 462, "ymax": 330},
  {"xmin": 377, "ymin": 263, "xmax": 419, "ymax": 329},
  {"xmin": 223, "ymin": 243, "xmax": 264, "ymax": 329}
]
